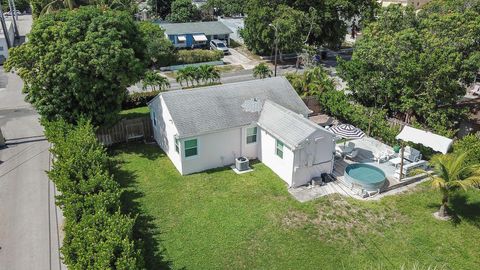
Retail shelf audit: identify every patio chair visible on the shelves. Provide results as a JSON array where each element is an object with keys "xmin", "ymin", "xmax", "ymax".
[
  {"xmin": 346, "ymin": 149, "xmax": 359, "ymax": 160},
  {"xmin": 374, "ymin": 149, "xmax": 395, "ymax": 163},
  {"xmin": 404, "ymin": 146, "xmax": 422, "ymax": 162}
]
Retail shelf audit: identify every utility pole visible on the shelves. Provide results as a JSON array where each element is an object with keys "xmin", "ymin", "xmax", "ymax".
[
  {"xmin": 269, "ymin": 23, "xmax": 279, "ymax": 77},
  {"xmin": 8, "ymin": 0, "xmax": 19, "ymax": 40},
  {"xmin": 0, "ymin": 5, "xmax": 11, "ymax": 49}
]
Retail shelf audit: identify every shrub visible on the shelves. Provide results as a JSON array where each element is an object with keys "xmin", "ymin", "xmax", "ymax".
[
  {"xmin": 62, "ymin": 210, "xmax": 141, "ymax": 270},
  {"xmin": 318, "ymin": 89, "xmax": 399, "ymax": 145},
  {"xmin": 123, "ymin": 91, "xmax": 160, "ymax": 110},
  {"xmin": 176, "ymin": 49, "xmax": 223, "ymax": 64},
  {"xmin": 44, "ymin": 119, "xmax": 142, "ymax": 269},
  {"xmin": 453, "ymin": 134, "xmax": 480, "ymax": 165}
]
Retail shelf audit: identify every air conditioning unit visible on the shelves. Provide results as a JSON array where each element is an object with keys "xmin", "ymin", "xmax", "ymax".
[{"xmin": 235, "ymin": 157, "xmax": 250, "ymax": 171}]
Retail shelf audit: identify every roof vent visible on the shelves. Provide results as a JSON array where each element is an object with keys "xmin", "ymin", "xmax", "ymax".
[{"xmin": 241, "ymin": 98, "xmax": 263, "ymax": 113}]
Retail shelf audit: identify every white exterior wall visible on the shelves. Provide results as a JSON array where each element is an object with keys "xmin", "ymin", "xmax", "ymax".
[
  {"xmin": 258, "ymin": 129, "xmax": 295, "ymax": 186},
  {"xmin": 180, "ymin": 127, "xmax": 243, "ymax": 174},
  {"xmin": 291, "ymin": 130, "xmax": 335, "ymax": 187},
  {"xmin": 149, "ymin": 96, "xmax": 183, "ymax": 174},
  {"xmin": 241, "ymin": 124, "xmax": 259, "ymax": 159}
]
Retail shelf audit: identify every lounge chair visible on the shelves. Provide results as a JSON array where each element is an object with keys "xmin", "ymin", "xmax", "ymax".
[
  {"xmin": 373, "ymin": 149, "xmax": 395, "ymax": 164},
  {"xmin": 346, "ymin": 149, "xmax": 359, "ymax": 160},
  {"xmin": 394, "ymin": 160, "xmax": 428, "ymax": 180}
]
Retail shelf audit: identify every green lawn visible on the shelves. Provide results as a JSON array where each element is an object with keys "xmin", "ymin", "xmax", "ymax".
[
  {"xmin": 112, "ymin": 143, "xmax": 480, "ymax": 270},
  {"xmin": 119, "ymin": 106, "xmax": 150, "ymax": 119}
]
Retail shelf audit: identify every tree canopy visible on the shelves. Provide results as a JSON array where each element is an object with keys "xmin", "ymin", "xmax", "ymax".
[
  {"xmin": 165, "ymin": 0, "xmax": 201, "ymax": 22},
  {"xmin": 138, "ymin": 21, "xmax": 176, "ymax": 67},
  {"xmin": 203, "ymin": 0, "xmax": 246, "ymax": 16},
  {"xmin": 337, "ymin": 4, "xmax": 480, "ymax": 136},
  {"xmin": 5, "ymin": 7, "xmax": 146, "ymax": 126},
  {"xmin": 30, "ymin": 0, "xmax": 137, "ymax": 17},
  {"xmin": 241, "ymin": 0, "xmax": 379, "ymax": 55}
]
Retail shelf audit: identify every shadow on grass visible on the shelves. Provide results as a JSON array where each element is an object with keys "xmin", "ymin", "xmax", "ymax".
[
  {"xmin": 110, "ymin": 142, "xmax": 165, "ymax": 161},
  {"xmin": 111, "ymin": 145, "xmax": 174, "ymax": 270},
  {"xmin": 449, "ymin": 193, "xmax": 480, "ymax": 228}
]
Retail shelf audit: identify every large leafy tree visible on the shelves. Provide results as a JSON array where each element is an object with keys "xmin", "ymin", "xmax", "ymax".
[
  {"xmin": 30, "ymin": 0, "xmax": 137, "ymax": 17},
  {"xmin": 5, "ymin": 7, "xmax": 146, "ymax": 125},
  {"xmin": 337, "ymin": 4, "xmax": 480, "ymax": 136},
  {"xmin": 203, "ymin": 0, "xmax": 246, "ymax": 16},
  {"xmin": 165, "ymin": 0, "xmax": 201, "ymax": 22},
  {"xmin": 241, "ymin": 0, "xmax": 379, "ymax": 55},
  {"xmin": 138, "ymin": 21, "xmax": 176, "ymax": 67},
  {"xmin": 147, "ymin": 0, "xmax": 174, "ymax": 18}
]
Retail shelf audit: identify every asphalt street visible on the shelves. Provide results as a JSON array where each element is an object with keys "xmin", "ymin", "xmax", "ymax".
[{"xmin": 0, "ymin": 15, "xmax": 65, "ymax": 270}]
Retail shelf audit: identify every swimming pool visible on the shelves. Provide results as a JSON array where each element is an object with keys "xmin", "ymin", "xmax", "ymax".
[{"xmin": 344, "ymin": 163, "xmax": 386, "ymax": 191}]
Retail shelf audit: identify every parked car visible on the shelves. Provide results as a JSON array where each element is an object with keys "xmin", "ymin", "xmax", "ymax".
[
  {"xmin": 4, "ymin": 10, "xmax": 21, "ymax": 16},
  {"xmin": 210, "ymin": 39, "xmax": 230, "ymax": 55}
]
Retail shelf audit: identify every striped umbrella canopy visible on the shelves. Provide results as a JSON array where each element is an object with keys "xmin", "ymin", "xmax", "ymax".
[{"xmin": 329, "ymin": 124, "xmax": 365, "ymax": 139}]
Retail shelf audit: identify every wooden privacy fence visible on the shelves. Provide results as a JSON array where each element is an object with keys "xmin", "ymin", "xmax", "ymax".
[{"xmin": 97, "ymin": 116, "xmax": 153, "ymax": 146}]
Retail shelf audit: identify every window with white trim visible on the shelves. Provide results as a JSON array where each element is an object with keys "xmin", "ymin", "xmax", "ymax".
[
  {"xmin": 174, "ymin": 138, "xmax": 179, "ymax": 153},
  {"xmin": 246, "ymin": 127, "xmax": 257, "ymax": 144},
  {"xmin": 184, "ymin": 139, "xmax": 198, "ymax": 157},
  {"xmin": 276, "ymin": 139, "xmax": 284, "ymax": 158}
]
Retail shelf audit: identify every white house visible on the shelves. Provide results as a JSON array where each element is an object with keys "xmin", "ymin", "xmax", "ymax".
[
  {"xmin": 0, "ymin": 20, "xmax": 14, "ymax": 60},
  {"xmin": 148, "ymin": 77, "xmax": 335, "ymax": 187}
]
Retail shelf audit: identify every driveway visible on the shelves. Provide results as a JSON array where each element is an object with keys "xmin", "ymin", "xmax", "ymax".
[{"xmin": 223, "ymin": 48, "xmax": 259, "ymax": 69}]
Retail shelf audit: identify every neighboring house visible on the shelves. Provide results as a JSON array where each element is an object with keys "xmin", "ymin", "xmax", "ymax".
[
  {"xmin": 0, "ymin": 20, "xmax": 14, "ymax": 61},
  {"xmin": 148, "ymin": 77, "xmax": 336, "ymax": 187},
  {"xmin": 159, "ymin": 21, "xmax": 233, "ymax": 49}
]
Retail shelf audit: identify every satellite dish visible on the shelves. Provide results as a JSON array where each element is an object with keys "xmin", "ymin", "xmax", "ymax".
[{"xmin": 241, "ymin": 98, "xmax": 263, "ymax": 113}]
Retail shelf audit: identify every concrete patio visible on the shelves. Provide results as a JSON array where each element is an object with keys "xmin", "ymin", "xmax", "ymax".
[{"xmin": 289, "ymin": 137, "xmax": 429, "ymax": 202}]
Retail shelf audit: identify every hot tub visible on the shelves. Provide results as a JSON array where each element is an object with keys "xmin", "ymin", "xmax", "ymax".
[{"xmin": 344, "ymin": 163, "xmax": 386, "ymax": 191}]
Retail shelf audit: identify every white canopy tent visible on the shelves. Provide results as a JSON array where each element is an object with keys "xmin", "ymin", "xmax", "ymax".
[
  {"xmin": 395, "ymin": 126, "xmax": 453, "ymax": 154},
  {"xmin": 395, "ymin": 125, "xmax": 453, "ymax": 180}
]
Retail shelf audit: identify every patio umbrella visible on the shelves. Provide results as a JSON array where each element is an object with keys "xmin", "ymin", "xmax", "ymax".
[{"xmin": 329, "ymin": 124, "xmax": 365, "ymax": 140}]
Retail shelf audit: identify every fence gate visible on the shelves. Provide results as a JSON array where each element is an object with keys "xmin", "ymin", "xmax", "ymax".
[{"xmin": 96, "ymin": 116, "xmax": 153, "ymax": 146}]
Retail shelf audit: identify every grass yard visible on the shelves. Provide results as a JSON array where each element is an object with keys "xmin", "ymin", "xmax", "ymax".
[
  {"xmin": 112, "ymin": 143, "xmax": 480, "ymax": 270},
  {"xmin": 119, "ymin": 106, "xmax": 150, "ymax": 119}
]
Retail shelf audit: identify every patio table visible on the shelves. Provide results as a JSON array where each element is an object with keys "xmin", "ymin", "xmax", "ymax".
[{"xmin": 389, "ymin": 157, "xmax": 410, "ymax": 168}]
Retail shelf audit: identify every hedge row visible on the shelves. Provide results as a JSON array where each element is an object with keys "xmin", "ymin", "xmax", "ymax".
[
  {"xmin": 44, "ymin": 119, "xmax": 142, "ymax": 269},
  {"xmin": 318, "ymin": 89, "xmax": 400, "ymax": 145},
  {"xmin": 123, "ymin": 91, "xmax": 159, "ymax": 110},
  {"xmin": 175, "ymin": 49, "xmax": 223, "ymax": 65}
]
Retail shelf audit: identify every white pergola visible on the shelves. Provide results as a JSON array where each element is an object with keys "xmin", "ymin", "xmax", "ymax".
[{"xmin": 395, "ymin": 126, "xmax": 454, "ymax": 180}]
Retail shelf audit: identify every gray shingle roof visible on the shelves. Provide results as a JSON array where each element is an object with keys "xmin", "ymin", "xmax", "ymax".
[
  {"xmin": 159, "ymin": 77, "xmax": 311, "ymax": 138},
  {"xmin": 159, "ymin": 21, "xmax": 233, "ymax": 36},
  {"xmin": 258, "ymin": 100, "xmax": 326, "ymax": 149}
]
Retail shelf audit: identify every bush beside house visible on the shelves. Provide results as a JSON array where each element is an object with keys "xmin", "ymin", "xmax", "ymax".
[{"xmin": 44, "ymin": 119, "xmax": 142, "ymax": 269}]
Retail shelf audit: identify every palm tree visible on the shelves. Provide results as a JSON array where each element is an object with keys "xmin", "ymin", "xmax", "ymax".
[
  {"xmin": 210, "ymin": 67, "xmax": 220, "ymax": 83},
  {"xmin": 182, "ymin": 66, "xmax": 198, "ymax": 86},
  {"xmin": 142, "ymin": 71, "xmax": 170, "ymax": 92},
  {"xmin": 198, "ymin": 65, "xmax": 213, "ymax": 84},
  {"xmin": 253, "ymin": 63, "xmax": 272, "ymax": 79},
  {"xmin": 176, "ymin": 69, "xmax": 188, "ymax": 87},
  {"xmin": 424, "ymin": 152, "xmax": 480, "ymax": 218},
  {"xmin": 287, "ymin": 67, "xmax": 335, "ymax": 97}
]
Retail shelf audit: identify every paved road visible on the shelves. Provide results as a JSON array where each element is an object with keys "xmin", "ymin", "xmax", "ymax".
[
  {"xmin": 0, "ymin": 14, "xmax": 65, "ymax": 270},
  {"xmin": 0, "ymin": 69, "xmax": 64, "ymax": 270}
]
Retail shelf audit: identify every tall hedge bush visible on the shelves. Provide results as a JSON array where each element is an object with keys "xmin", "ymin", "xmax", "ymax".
[
  {"xmin": 318, "ymin": 89, "xmax": 400, "ymax": 145},
  {"xmin": 44, "ymin": 119, "xmax": 143, "ymax": 269},
  {"xmin": 176, "ymin": 49, "xmax": 223, "ymax": 64}
]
